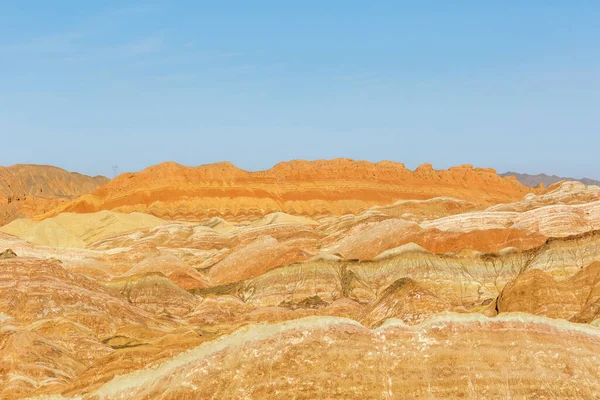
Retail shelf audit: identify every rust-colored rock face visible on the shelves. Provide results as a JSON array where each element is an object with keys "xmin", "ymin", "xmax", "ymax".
[
  {"xmin": 3, "ymin": 161, "xmax": 600, "ymax": 399},
  {"xmin": 0, "ymin": 164, "xmax": 109, "ymax": 225},
  {"xmin": 36, "ymin": 159, "xmax": 532, "ymax": 222}
]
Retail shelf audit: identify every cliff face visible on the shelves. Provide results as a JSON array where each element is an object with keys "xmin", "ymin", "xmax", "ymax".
[
  {"xmin": 36, "ymin": 159, "xmax": 532, "ymax": 221},
  {"xmin": 0, "ymin": 165, "xmax": 109, "ymax": 225}
]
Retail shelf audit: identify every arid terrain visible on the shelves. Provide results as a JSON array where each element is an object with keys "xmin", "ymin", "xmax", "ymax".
[
  {"xmin": 1, "ymin": 159, "xmax": 600, "ymax": 399},
  {"xmin": 500, "ymin": 171, "xmax": 600, "ymax": 188},
  {"xmin": 0, "ymin": 165, "xmax": 109, "ymax": 226}
]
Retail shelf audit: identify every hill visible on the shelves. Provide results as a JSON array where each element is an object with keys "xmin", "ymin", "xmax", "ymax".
[
  {"xmin": 0, "ymin": 164, "xmax": 109, "ymax": 225},
  {"xmin": 36, "ymin": 159, "xmax": 532, "ymax": 222},
  {"xmin": 501, "ymin": 171, "xmax": 600, "ymax": 188}
]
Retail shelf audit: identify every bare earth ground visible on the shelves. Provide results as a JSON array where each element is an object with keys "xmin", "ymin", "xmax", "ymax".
[{"xmin": 1, "ymin": 161, "xmax": 600, "ymax": 399}]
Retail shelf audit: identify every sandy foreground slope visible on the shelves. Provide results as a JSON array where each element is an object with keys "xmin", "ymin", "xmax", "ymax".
[
  {"xmin": 0, "ymin": 163, "xmax": 600, "ymax": 398},
  {"xmin": 52, "ymin": 314, "xmax": 600, "ymax": 399}
]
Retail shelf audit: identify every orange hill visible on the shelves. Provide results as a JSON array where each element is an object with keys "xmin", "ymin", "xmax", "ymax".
[
  {"xmin": 0, "ymin": 164, "xmax": 109, "ymax": 225},
  {"xmin": 35, "ymin": 159, "xmax": 533, "ymax": 222}
]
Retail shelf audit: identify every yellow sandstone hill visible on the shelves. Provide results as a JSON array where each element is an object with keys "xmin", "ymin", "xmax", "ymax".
[{"xmin": 0, "ymin": 211, "xmax": 167, "ymax": 248}]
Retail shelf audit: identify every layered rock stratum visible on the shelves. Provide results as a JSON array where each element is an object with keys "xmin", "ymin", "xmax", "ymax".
[
  {"xmin": 35, "ymin": 159, "xmax": 531, "ymax": 222},
  {"xmin": 1, "ymin": 160, "xmax": 600, "ymax": 399},
  {"xmin": 63, "ymin": 315, "xmax": 600, "ymax": 399},
  {"xmin": 0, "ymin": 165, "xmax": 108, "ymax": 225}
]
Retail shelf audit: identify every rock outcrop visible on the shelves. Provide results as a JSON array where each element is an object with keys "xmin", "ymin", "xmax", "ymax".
[
  {"xmin": 62, "ymin": 315, "xmax": 600, "ymax": 399},
  {"xmin": 0, "ymin": 211, "xmax": 167, "ymax": 248},
  {"xmin": 3, "ymin": 161, "xmax": 600, "ymax": 399},
  {"xmin": 35, "ymin": 159, "xmax": 531, "ymax": 222},
  {"xmin": 0, "ymin": 164, "xmax": 108, "ymax": 225},
  {"xmin": 490, "ymin": 261, "xmax": 600, "ymax": 323},
  {"xmin": 0, "ymin": 248, "xmax": 16, "ymax": 259}
]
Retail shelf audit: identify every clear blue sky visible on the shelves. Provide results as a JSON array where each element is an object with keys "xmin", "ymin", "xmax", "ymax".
[{"xmin": 1, "ymin": 1, "xmax": 599, "ymax": 178}]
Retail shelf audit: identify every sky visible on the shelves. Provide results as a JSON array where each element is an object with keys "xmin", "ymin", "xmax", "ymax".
[{"xmin": 1, "ymin": 1, "xmax": 599, "ymax": 179}]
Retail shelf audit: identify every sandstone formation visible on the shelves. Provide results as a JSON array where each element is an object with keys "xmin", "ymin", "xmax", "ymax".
[
  {"xmin": 488, "ymin": 180, "xmax": 600, "ymax": 212},
  {"xmin": 55, "ymin": 315, "xmax": 600, "ymax": 399},
  {"xmin": 0, "ymin": 248, "xmax": 16, "ymax": 259},
  {"xmin": 361, "ymin": 278, "xmax": 453, "ymax": 327},
  {"xmin": 0, "ymin": 211, "xmax": 167, "ymax": 248},
  {"xmin": 0, "ymin": 164, "xmax": 108, "ymax": 225},
  {"xmin": 122, "ymin": 253, "xmax": 209, "ymax": 290},
  {"xmin": 104, "ymin": 273, "xmax": 199, "ymax": 317},
  {"xmin": 371, "ymin": 196, "xmax": 480, "ymax": 221},
  {"xmin": 422, "ymin": 200, "xmax": 600, "ymax": 238},
  {"xmin": 3, "ymin": 161, "xmax": 600, "ymax": 399},
  {"xmin": 35, "ymin": 160, "xmax": 532, "ymax": 222},
  {"xmin": 490, "ymin": 261, "xmax": 600, "ymax": 323}
]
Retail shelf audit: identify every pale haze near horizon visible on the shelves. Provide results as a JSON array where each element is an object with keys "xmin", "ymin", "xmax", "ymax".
[{"xmin": 1, "ymin": 1, "xmax": 598, "ymax": 179}]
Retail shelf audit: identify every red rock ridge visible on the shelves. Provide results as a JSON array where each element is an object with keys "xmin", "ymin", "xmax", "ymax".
[{"xmin": 35, "ymin": 159, "xmax": 532, "ymax": 222}]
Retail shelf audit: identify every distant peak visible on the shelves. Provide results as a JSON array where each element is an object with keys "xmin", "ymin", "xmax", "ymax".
[
  {"xmin": 500, "ymin": 171, "xmax": 600, "ymax": 188},
  {"xmin": 449, "ymin": 164, "xmax": 474, "ymax": 170},
  {"xmin": 415, "ymin": 163, "xmax": 434, "ymax": 171}
]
